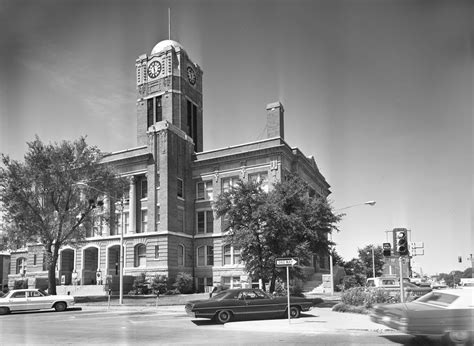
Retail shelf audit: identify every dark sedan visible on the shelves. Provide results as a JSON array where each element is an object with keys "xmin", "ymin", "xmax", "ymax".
[
  {"xmin": 185, "ymin": 288, "xmax": 313, "ymax": 323},
  {"xmin": 371, "ymin": 288, "xmax": 473, "ymax": 345}
]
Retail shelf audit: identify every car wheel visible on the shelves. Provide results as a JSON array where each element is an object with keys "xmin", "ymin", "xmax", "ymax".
[
  {"xmin": 289, "ymin": 306, "xmax": 301, "ymax": 319},
  {"xmin": 216, "ymin": 310, "xmax": 233, "ymax": 324},
  {"xmin": 0, "ymin": 307, "xmax": 10, "ymax": 315},
  {"xmin": 447, "ymin": 330, "xmax": 472, "ymax": 345},
  {"xmin": 54, "ymin": 302, "xmax": 67, "ymax": 312}
]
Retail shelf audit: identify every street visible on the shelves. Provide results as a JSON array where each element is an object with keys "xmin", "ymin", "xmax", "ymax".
[{"xmin": 0, "ymin": 308, "xmax": 447, "ymax": 345}]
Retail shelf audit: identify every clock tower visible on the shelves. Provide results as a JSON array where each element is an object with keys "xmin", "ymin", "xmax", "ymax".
[{"xmin": 135, "ymin": 39, "xmax": 203, "ymax": 152}]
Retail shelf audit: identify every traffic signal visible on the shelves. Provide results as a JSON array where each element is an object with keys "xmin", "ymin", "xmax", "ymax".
[
  {"xmin": 396, "ymin": 229, "xmax": 409, "ymax": 256},
  {"xmin": 383, "ymin": 242, "xmax": 391, "ymax": 257}
]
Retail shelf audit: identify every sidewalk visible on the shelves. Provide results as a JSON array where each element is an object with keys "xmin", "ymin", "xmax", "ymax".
[{"xmin": 74, "ymin": 293, "xmax": 394, "ymax": 335}]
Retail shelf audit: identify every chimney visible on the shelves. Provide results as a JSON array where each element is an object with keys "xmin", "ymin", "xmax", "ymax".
[{"xmin": 266, "ymin": 101, "xmax": 284, "ymax": 139}]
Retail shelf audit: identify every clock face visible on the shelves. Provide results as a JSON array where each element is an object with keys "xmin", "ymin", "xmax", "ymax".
[
  {"xmin": 147, "ymin": 61, "xmax": 161, "ymax": 79},
  {"xmin": 187, "ymin": 66, "xmax": 196, "ymax": 85}
]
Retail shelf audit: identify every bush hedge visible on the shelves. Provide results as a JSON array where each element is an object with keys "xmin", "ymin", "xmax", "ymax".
[{"xmin": 338, "ymin": 287, "xmax": 401, "ymax": 312}]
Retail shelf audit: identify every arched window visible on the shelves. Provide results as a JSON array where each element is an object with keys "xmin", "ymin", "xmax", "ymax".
[
  {"xmin": 16, "ymin": 257, "xmax": 27, "ymax": 275},
  {"xmin": 177, "ymin": 244, "xmax": 185, "ymax": 267},
  {"xmin": 134, "ymin": 244, "xmax": 147, "ymax": 267}
]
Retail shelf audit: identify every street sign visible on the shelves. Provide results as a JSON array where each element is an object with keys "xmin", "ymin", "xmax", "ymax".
[
  {"xmin": 275, "ymin": 257, "xmax": 298, "ymax": 267},
  {"xmin": 410, "ymin": 242, "xmax": 424, "ymax": 249}
]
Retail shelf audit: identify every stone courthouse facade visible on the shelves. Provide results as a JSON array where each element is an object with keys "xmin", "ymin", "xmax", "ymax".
[{"xmin": 9, "ymin": 39, "xmax": 331, "ymax": 293}]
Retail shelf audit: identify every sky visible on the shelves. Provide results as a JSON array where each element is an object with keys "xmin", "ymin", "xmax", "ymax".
[{"xmin": 0, "ymin": 0, "xmax": 472, "ymax": 276}]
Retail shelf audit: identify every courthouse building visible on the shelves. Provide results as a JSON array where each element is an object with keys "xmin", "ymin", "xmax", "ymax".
[{"xmin": 9, "ymin": 39, "xmax": 331, "ymax": 293}]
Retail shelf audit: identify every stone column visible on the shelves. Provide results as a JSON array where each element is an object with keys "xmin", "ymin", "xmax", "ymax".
[{"xmin": 129, "ymin": 176, "xmax": 137, "ymax": 234}]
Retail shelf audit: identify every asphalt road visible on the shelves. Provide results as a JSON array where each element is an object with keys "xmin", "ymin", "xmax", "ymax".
[{"xmin": 0, "ymin": 308, "xmax": 447, "ymax": 345}]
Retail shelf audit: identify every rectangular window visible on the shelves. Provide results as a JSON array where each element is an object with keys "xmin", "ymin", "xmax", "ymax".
[
  {"xmin": 197, "ymin": 246, "xmax": 213, "ymax": 266},
  {"xmin": 223, "ymin": 245, "xmax": 231, "ymax": 265},
  {"xmin": 207, "ymin": 246, "xmax": 214, "ymax": 266},
  {"xmin": 140, "ymin": 210, "xmax": 148, "ymax": 233},
  {"xmin": 222, "ymin": 176, "xmax": 239, "ymax": 193},
  {"xmin": 186, "ymin": 100, "xmax": 199, "ymax": 150},
  {"xmin": 206, "ymin": 211, "xmax": 214, "ymax": 233},
  {"xmin": 33, "ymin": 254, "xmax": 37, "ymax": 266},
  {"xmin": 197, "ymin": 246, "xmax": 205, "ymax": 266},
  {"xmin": 141, "ymin": 179, "xmax": 148, "ymax": 199},
  {"xmin": 197, "ymin": 212, "xmax": 205, "ymax": 234},
  {"xmin": 192, "ymin": 104, "xmax": 198, "ymax": 149},
  {"xmin": 178, "ymin": 245, "xmax": 184, "ymax": 266},
  {"xmin": 233, "ymin": 247, "xmax": 241, "ymax": 264},
  {"xmin": 187, "ymin": 100, "xmax": 192, "ymax": 137},
  {"xmin": 154, "ymin": 245, "xmax": 159, "ymax": 259},
  {"xmin": 249, "ymin": 172, "xmax": 269, "ymax": 192},
  {"xmin": 177, "ymin": 178, "xmax": 184, "ymax": 198},
  {"xmin": 155, "ymin": 96, "xmax": 162, "ymax": 122},
  {"xmin": 221, "ymin": 276, "xmax": 241, "ymax": 289},
  {"xmin": 196, "ymin": 210, "xmax": 213, "ymax": 234},
  {"xmin": 147, "ymin": 98, "xmax": 154, "ymax": 128},
  {"xmin": 197, "ymin": 181, "xmax": 213, "ymax": 201}
]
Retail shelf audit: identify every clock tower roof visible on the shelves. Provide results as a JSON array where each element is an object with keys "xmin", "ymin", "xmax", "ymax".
[{"xmin": 151, "ymin": 39, "xmax": 183, "ymax": 54}]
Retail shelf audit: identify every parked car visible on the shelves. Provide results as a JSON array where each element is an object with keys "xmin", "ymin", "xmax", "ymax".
[
  {"xmin": 0, "ymin": 289, "xmax": 75, "ymax": 314},
  {"xmin": 366, "ymin": 278, "xmax": 431, "ymax": 299},
  {"xmin": 185, "ymin": 288, "xmax": 313, "ymax": 323},
  {"xmin": 370, "ymin": 288, "xmax": 474, "ymax": 345},
  {"xmin": 403, "ymin": 282, "xmax": 432, "ymax": 298}
]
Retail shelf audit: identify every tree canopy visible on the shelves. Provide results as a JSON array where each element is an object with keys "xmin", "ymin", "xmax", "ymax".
[
  {"xmin": 214, "ymin": 174, "xmax": 342, "ymax": 292},
  {"xmin": 0, "ymin": 136, "xmax": 126, "ymax": 293}
]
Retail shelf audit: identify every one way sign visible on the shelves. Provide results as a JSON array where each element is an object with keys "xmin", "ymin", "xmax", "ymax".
[{"xmin": 275, "ymin": 257, "xmax": 299, "ymax": 267}]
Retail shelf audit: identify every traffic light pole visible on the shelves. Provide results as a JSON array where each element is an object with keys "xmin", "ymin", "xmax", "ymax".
[{"xmin": 399, "ymin": 256, "xmax": 405, "ymax": 303}]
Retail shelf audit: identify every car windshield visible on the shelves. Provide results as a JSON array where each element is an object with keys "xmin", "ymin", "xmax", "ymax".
[
  {"xmin": 0, "ymin": 292, "xmax": 5, "ymax": 298},
  {"xmin": 417, "ymin": 292, "xmax": 458, "ymax": 307}
]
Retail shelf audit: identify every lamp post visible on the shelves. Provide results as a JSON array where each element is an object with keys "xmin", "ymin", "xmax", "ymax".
[
  {"xmin": 329, "ymin": 200, "xmax": 376, "ymax": 295},
  {"xmin": 371, "ymin": 246, "xmax": 375, "ymax": 278},
  {"xmin": 75, "ymin": 182, "xmax": 125, "ymax": 305}
]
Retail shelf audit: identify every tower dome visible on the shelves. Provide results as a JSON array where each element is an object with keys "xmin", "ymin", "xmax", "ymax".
[{"xmin": 151, "ymin": 39, "xmax": 183, "ymax": 54}]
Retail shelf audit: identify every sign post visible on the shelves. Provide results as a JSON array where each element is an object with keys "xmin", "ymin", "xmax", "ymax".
[{"xmin": 275, "ymin": 257, "xmax": 298, "ymax": 324}]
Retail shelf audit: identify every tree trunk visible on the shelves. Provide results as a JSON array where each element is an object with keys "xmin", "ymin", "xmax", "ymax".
[
  {"xmin": 269, "ymin": 268, "xmax": 277, "ymax": 293},
  {"xmin": 47, "ymin": 245, "xmax": 60, "ymax": 295}
]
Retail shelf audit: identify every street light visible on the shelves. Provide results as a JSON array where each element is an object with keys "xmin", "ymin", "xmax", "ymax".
[
  {"xmin": 336, "ymin": 200, "xmax": 376, "ymax": 211},
  {"xmin": 329, "ymin": 200, "xmax": 376, "ymax": 295},
  {"xmin": 75, "ymin": 182, "xmax": 125, "ymax": 305}
]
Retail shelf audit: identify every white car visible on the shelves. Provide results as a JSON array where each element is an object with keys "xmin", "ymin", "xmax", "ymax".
[{"xmin": 0, "ymin": 289, "xmax": 75, "ymax": 314}]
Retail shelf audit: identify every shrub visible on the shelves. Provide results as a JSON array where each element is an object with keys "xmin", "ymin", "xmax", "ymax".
[
  {"xmin": 150, "ymin": 275, "xmax": 168, "ymax": 295},
  {"xmin": 131, "ymin": 273, "xmax": 150, "ymax": 295},
  {"xmin": 341, "ymin": 287, "xmax": 366, "ymax": 307},
  {"xmin": 173, "ymin": 272, "xmax": 193, "ymax": 294},
  {"xmin": 289, "ymin": 285, "xmax": 305, "ymax": 297},
  {"xmin": 332, "ymin": 302, "xmax": 371, "ymax": 314},
  {"xmin": 339, "ymin": 287, "xmax": 402, "ymax": 311}
]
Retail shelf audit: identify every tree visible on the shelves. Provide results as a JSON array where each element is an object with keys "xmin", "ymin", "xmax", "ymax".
[
  {"xmin": 0, "ymin": 136, "xmax": 126, "ymax": 294},
  {"xmin": 214, "ymin": 174, "xmax": 342, "ymax": 292},
  {"xmin": 357, "ymin": 245, "xmax": 384, "ymax": 278},
  {"xmin": 438, "ymin": 271, "xmax": 463, "ymax": 287},
  {"xmin": 342, "ymin": 258, "xmax": 366, "ymax": 287},
  {"xmin": 462, "ymin": 267, "xmax": 472, "ymax": 278},
  {"xmin": 331, "ymin": 248, "xmax": 345, "ymax": 267}
]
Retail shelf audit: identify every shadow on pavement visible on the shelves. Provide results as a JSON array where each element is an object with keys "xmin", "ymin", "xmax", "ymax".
[{"xmin": 382, "ymin": 334, "xmax": 444, "ymax": 346}]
